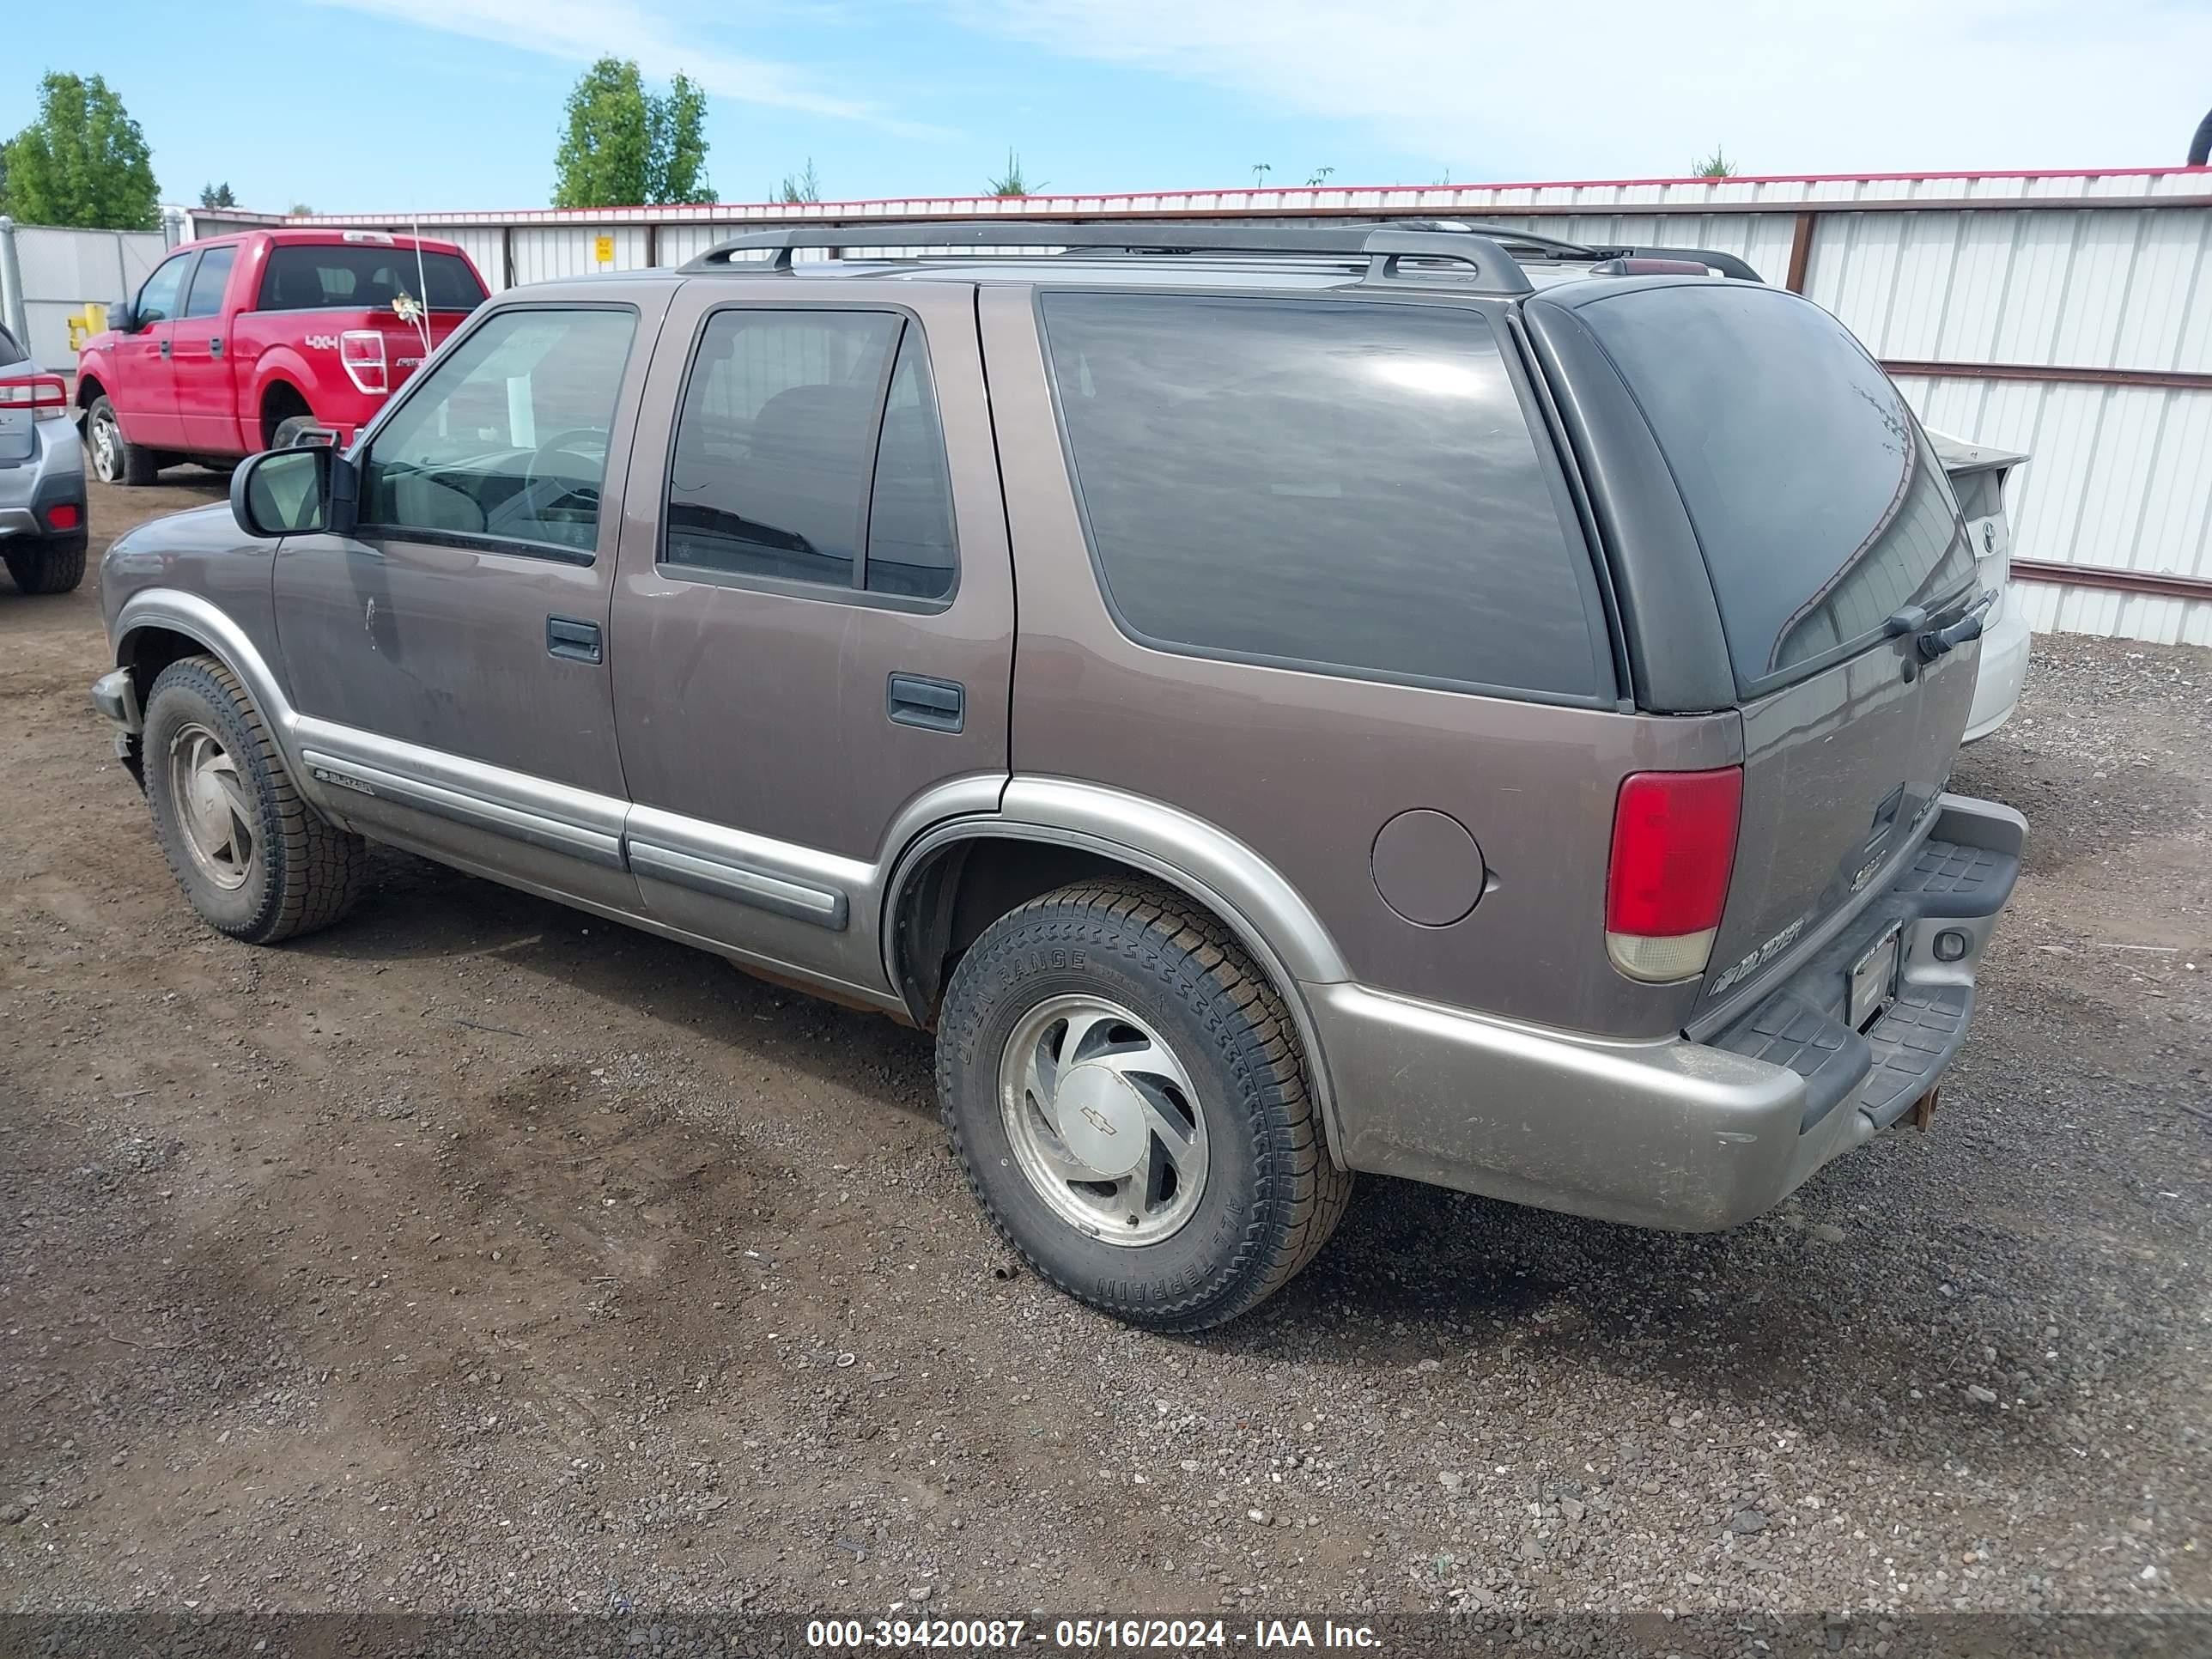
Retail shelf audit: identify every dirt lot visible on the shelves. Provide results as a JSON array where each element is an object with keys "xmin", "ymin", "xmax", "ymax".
[{"xmin": 3, "ymin": 476, "xmax": 2209, "ymax": 1626}]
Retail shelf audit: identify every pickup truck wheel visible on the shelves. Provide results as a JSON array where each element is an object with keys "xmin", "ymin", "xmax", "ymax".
[
  {"xmin": 142, "ymin": 655, "xmax": 367, "ymax": 944},
  {"xmin": 4, "ymin": 538, "xmax": 87, "ymax": 594},
  {"xmin": 85, "ymin": 396, "xmax": 159, "ymax": 486},
  {"xmin": 269, "ymin": 415, "xmax": 318, "ymax": 451},
  {"xmin": 936, "ymin": 880, "xmax": 1352, "ymax": 1331}
]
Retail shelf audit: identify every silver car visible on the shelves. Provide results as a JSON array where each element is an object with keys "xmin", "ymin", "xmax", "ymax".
[{"xmin": 0, "ymin": 323, "xmax": 88, "ymax": 594}]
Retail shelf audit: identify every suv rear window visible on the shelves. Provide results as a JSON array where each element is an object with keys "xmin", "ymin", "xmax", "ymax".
[
  {"xmin": 1040, "ymin": 293, "xmax": 1607, "ymax": 701},
  {"xmin": 258, "ymin": 245, "xmax": 485, "ymax": 313},
  {"xmin": 1577, "ymin": 283, "xmax": 1975, "ymax": 690}
]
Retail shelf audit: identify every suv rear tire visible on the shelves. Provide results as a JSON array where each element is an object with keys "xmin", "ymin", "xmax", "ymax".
[
  {"xmin": 936, "ymin": 879, "xmax": 1352, "ymax": 1330},
  {"xmin": 85, "ymin": 395, "xmax": 161, "ymax": 486},
  {"xmin": 143, "ymin": 654, "xmax": 368, "ymax": 944},
  {"xmin": 4, "ymin": 537, "xmax": 87, "ymax": 594}
]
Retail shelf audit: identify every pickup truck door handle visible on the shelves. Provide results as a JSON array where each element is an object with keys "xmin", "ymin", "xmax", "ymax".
[
  {"xmin": 887, "ymin": 673, "xmax": 964, "ymax": 733},
  {"xmin": 158, "ymin": 337, "xmax": 171, "ymax": 360},
  {"xmin": 209, "ymin": 337, "xmax": 223, "ymax": 358},
  {"xmin": 546, "ymin": 617, "xmax": 603, "ymax": 665}
]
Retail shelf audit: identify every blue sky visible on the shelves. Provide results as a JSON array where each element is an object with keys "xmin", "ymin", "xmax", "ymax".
[{"xmin": 6, "ymin": 0, "xmax": 2210, "ymax": 215}]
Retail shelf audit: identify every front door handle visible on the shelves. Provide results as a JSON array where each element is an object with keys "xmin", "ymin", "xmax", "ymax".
[
  {"xmin": 209, "ymin": 337, "xmax": 223, "ymax": 358},
  {"xmin": 887, "ymin": 672, "xmax": 963, "ymax": 733},
  {"xmin": 547, "ymin": 616, "xmax": 603, "ymax": 664},
  {"xmin": 158, "ymin": 337, "xmax": 171, "ymax": 360}
]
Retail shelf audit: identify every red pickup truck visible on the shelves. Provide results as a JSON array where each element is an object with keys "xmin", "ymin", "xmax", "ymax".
[{"xmin": 75, "ymin": 228, "xmax": 488, "ymax": 485}]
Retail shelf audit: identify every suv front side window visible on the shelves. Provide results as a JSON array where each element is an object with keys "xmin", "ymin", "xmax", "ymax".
[
  {"xmin": 361, "ymin": 307, "xmax": 636, "ymax": 557},
  {"xmin": 662, "ymin": 307, "xmax": 957, "ymax": 604}
]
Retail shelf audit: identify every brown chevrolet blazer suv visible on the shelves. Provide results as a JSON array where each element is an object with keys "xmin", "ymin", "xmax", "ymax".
[{"xmin": 91, "ymin": 221, "xmax": 2025, "ymax": 1329}]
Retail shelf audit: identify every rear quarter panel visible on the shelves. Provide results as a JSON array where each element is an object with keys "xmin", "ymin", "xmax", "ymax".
[{"xmin": 980, "ymin": 284, "xmax": 1740, "ymax": 1041}]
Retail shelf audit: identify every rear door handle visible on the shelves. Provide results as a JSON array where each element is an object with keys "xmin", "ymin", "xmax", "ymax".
[
  {"xmin": 887, "ymin": 673, "xmax": 963, "ymax": 733},
  {"xmin": 547, "ymin": 616, "xmax": 603, "ymax": 664}
]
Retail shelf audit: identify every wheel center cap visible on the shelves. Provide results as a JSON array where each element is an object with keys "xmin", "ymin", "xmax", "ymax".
[{"xmin": 1054, "ymin": 1064, "xmax": 1146, "ymax": 1178}]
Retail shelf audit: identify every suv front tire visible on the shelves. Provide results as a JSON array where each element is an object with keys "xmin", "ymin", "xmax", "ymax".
[
  {"xmin": 936, "ymin": 880, "xmax": 1352, "ymax": 1330},
  {"xmin": 142, "ymin": 655, "xmax": 368, "ymax": 943}
]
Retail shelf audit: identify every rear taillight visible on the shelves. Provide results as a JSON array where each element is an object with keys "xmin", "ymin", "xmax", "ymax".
[
  {"xmin": 338, "ymin": 331, "xmax": 388, "ymax": 395},
  {"xmin": 46, "ymin": 502, "xmax": 81, "ymax": 532},
  {"xmin": 0, "ymin": 374, "xmax": 70, "ymax": 421},
  {"xmin": 1605, "ymin": 767, "xmax": 1743, "ymax": 983}
]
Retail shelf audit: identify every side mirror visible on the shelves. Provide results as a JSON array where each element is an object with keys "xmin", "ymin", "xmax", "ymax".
[
  {"xmin": 232, "ymin": 445, "xmax": 352, "ymax": 538},
  {"xmin": 110, "ymin": 298, "xmax": 140, "ymax": 335}
]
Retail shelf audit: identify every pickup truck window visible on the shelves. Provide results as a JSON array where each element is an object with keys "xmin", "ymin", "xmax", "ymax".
[
  {"xmin": 258, "ymin": 245, "xmax": 486, "ymax": 313},
  {"xmin": 134, "ymin": 253, "xmax": 192, "ymax": 328},
  {"xmin": 662, "ymin": 308, "xmax": 957, "ymax": 603},
  {"xmin": 361, "ymin": 307, "xmax": 636, "ymax": 557},
  {"xmin": 183, "ymin": 246, "xmax": 236, "ymax": 319}
]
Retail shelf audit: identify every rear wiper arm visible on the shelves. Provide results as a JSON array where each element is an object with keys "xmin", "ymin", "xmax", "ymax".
[{"xmin": 1888, "ymin": 589, "xmax": 1997, "ymax": 661}]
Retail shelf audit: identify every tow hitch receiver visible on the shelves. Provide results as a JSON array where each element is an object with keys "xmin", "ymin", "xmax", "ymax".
[{"xmin": 1911, "ymin": 1087, "xmax": 1942, "ymax": 1133}]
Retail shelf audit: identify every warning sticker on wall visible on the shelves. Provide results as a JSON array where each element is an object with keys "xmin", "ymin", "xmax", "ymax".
[{"xmin": 592, "ymin": 234, "xmax": 615, "ymax": 266}]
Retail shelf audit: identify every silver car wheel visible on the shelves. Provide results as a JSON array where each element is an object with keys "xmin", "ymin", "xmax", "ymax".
[
  {"xmin": 167, "ymin": 722, "xmax": 256, "ymax": 891},
  {"xmin": 89, "ymin": 409, "xmax": 121, "ymax": 483},
  {"xmin": 998, "ymin": 993, "xmax": 1211, "ymax": 1246}
]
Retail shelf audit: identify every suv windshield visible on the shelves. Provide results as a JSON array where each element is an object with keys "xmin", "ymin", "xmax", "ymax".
[
  {"xmin": 1577, "ymin": 283, "xmax": 1974, "ymax": 691},
  {"xmin": 258, "ymin": 244, "xmax": 485, "ymax": 313}
]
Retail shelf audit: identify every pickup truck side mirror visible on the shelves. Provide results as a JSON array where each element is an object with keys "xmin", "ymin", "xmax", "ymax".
[
  {"xmin": 109, "ymin": 298, "xmax": 140, "ymax": 335},
  {"xmin": 231, "ymin": 445, "xmax": 358, "ymax": 538}
]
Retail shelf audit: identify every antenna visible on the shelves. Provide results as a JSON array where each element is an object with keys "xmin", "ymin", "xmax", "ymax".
[{"xmin": 405, "ymin": 213, "xmax": 433, "ymax": 356}]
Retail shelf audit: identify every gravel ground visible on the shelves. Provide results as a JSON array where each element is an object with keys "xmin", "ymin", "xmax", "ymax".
[{"xmin": 3, "ymin": 478, "xmax": 2209, "ymax": 1628}]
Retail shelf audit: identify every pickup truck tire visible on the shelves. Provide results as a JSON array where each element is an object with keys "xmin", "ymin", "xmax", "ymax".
[
  {"xmin": 143, "ymin": 654, "xmax": 367, "ymax": 945},
  {"xmin": 269, "ymin": 415, "xmax": 318, "ymax": 452},
  {"xmin": 936, "ymin": 879, "xmax": 1352, "ymax": 1331},
  {"xmin": 85, "ymin": 396, "xmax": 161, "ymax": 487},
  {"xmin": 4, "ymin": 538, "xmax": 87, "ymax": 594}
]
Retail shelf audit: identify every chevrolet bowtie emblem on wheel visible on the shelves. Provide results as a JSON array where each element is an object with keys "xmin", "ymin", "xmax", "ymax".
[{"xmin": 1079, "ymin": 1105, "xmax": 1118, "ymax": 1137}]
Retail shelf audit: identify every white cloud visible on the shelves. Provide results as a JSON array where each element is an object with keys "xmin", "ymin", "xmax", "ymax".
[
  {"xmin": 956, "ymin": 0, "xmax": 2212, "ymax": 179},
  {"xmin": 319, "ymin": 0, "xmax": 939, "ymax": 133}
]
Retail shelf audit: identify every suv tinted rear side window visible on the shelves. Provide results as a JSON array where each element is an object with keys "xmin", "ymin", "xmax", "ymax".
[
  {"xmin": 1575, "ymin": 283, "xmax": 1975, "ymax": 690},
  {"xmin": 1039, "ymin": 293, "xmax": 1605, "ymax": 700},
  {"xmin": 663, "ymin": 308, "xmax": 957, "ymax": 603}
]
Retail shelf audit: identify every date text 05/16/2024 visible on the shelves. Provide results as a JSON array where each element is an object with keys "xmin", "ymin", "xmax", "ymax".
[{"xmin": 805, "ymin": 1619, "xmax": 1382, "ymax": 1650}]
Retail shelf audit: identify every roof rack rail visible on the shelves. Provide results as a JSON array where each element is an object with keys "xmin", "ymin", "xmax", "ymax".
[
  {"xmin": 681, "ymin": 220, "xmax": 1535, "ymax": 295},
  {"xmin": 1390, "ymin": 218, "xmax": 1763, "ymax": 282}
]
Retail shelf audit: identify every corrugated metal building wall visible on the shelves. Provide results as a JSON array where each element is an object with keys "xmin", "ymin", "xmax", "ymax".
[{"xmin": 183, "ymin": 167, "xmax": 2212, "ymax": 646}]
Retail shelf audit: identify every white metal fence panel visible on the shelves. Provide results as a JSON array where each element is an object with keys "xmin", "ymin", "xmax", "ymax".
[{"xmin": 9, "ymin": 224, "xmax": 165, "ymax": 370}]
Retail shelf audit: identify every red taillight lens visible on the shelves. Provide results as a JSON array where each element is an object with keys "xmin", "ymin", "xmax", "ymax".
[
  {"xmin": 46, "ymin": 503, "xmax": 81, "ymax": 531},
  {"xmin": 338, "ymin": 330, "xmax": 388, "ymax": 395},
  {"xmin": 1605, "ymin": 767, "xmax": 1743, "ymax": 982},
  {"xmin": 0, "ymin": 374, "xmax": 69, "ymax": 419}
]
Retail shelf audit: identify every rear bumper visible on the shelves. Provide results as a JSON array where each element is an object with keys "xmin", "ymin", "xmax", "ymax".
[
  {"xmin": 1311, "ymin": 792, "xmax": 2025, "ymax": 1231},
  {"xmin": 0, "ymin": 417, "xmax": 88, "ymax": 545},
  {"xmin": 1963, "ymin": 599, "xmax": 2032, "ymax": 743}
]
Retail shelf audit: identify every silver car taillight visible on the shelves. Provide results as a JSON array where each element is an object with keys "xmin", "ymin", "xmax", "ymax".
[{"xmin": 0, "ymin": 373, "xmax": 70, "ymax": 420}]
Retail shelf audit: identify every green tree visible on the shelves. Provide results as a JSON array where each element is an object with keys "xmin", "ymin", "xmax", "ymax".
[
  {"xmin": 1692, "ymin": 145, "xmax": 1737, "ymax": 179},
  {"xmin": 0, "ymin": 72, "xmax": 159, "ymax": 230},
  {"xmin": 986, "ymin": 149, "xmax": 1041, "ymax": 198},
  {"xmin": 776, "ymin": 157, "xmax": 823, "ymax": 204},
  {"xmin": 653, "ymin": 71, "xmax": 713, "ymax": 205},
  {"xmin": 198, "ymin": 180, "xmax": 236, "ymax": 209},
  {"xmin": 551, "ymin": 58, "xmax": 714, "ymax": 208}
]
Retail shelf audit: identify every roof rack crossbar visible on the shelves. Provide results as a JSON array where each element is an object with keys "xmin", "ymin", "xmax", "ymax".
[{"xmin": 682, "ymin": 220, "xmax": 1535, "ymax": 295}]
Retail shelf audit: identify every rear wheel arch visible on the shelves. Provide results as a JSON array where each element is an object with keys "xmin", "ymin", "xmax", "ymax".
[
  {"xmin": 258, "ymin": 378, "xmax": 313, "ymax": 447},
  {"xmin": 884, "ymin": 820, "xmax": 1347, "ymax": 1167}
]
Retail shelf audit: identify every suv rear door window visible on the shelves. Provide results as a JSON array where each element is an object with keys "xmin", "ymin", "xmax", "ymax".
[
  {"xmin": 1038, "ymin": 293, "xmax": 1606, "ymax": 700},
  {"xmin": 663, "ymin": 308, "xmax": 957, "ymax": 603},
  {"xmin": 1574, "ymin": 283, "xmax": 1975, "ymax": 690},
  {"xmin": 258, "ymin": 244, "xmax": 486, "ymax": 313}
]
